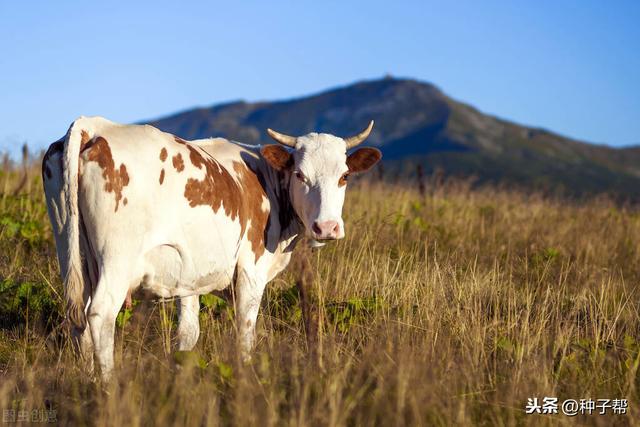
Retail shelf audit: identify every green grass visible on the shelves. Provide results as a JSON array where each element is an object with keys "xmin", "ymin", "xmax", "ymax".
[{"xmin": 1, "ymin": 159, "xmax": 639, "ymax": 425}]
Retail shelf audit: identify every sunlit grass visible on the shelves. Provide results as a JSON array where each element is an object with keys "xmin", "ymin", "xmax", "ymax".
[{"xmin": 0, "ymin": 157, "xmax": 639, "ymax": 425}]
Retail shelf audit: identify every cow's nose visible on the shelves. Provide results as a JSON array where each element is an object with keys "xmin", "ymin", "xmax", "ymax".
[{"xmin": 312, "ymin": 220, "xmax": 340, "ymax": 239}]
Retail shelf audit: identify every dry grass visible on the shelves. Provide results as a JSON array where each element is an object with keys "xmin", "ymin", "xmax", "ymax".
[{"xmin": 1, "ymin": 158, "xmax": 639, "ymax": 426}]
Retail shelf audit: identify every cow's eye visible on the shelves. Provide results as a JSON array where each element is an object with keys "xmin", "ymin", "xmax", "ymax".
[
  {"xmin": 339, "ymin": 172, "xmax": 349, "ymax": 186},
  {"xmin": 294, "ymin": 171, "xmax": 306, "ymax": 183}
]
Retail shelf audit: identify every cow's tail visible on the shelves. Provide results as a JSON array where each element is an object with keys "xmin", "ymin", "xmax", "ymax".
[{"xmin": 62, "ymin": 117, "xmax": 89, "ymax": 331}]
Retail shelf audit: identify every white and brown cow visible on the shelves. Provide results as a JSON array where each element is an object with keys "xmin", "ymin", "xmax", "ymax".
[{"xmin": 42, "ymin": 116, "xmax": 381, "ymax": 380}]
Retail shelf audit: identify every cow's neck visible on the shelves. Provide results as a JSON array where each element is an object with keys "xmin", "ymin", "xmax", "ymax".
[
  {"xmin": 255, "ymin": 156, "xmax": 304, "ymax": 252},
  {"xmin": 277, "ymin": 169, "xmax": 305, "ymax": 249}
]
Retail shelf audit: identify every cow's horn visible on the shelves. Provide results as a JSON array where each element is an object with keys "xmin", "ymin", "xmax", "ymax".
[
  {"xmin": 267, "ymin": 128, "xmax": 297, "ymax": 147},
  {"xmin": 344, "ymin": 120, "xmax": 374, "ymax": 149}
]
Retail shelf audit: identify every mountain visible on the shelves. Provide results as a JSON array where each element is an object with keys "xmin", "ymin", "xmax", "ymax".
[{"xmin": 145, "ymin": 77, "xmax": 640, "ymax": 200}]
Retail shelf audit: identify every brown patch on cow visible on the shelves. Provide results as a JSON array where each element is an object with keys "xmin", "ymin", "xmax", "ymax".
[
  {"xmin": 182, "ymin": 141, "xmax": 270, "ymax": 262},
  {"xmin": 123, "ymin": 197, "xmax": 128, "ymax": 206},
  {"xmin": 186, "ymin": 145, "xmax": 204, "ymax": 168},
  {"xmin": 159, "ymin": 147, "xmax": 168, "ymax": 162},
  {"xmin": 233, "ymin": 161, "xmax": 269, "ymax": 262},
  {"xmin": 84, "ymin": 136, "xmax": 130, "ymax": 212},
  {"xmin": 42, "ymin": 139, "xmax": 63, "ymax": 180},
  {"xmin": 172, "ymin": 153, "xmax": 184, "ymax": 172},
  {"xmin": 183, "ymin": 145, "xmax": 243, "ymax": 221},
  {"xmin": 159, "ymin": 168, "xmax": 165, "ymax": 184},
  {"xmin": 80, "ymin": 130, "xmax": 92, "ymax": 151},
  {"xmin": 174, "ymin": 136, "xmax": 187, "ymax": 145}
]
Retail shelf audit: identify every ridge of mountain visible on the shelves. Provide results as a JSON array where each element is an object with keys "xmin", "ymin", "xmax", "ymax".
[{"xmin": 145, "ymin": 77, "xmax": 640, "ymax": 199}]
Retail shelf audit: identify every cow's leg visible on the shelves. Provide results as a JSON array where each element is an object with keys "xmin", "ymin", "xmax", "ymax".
[
  {"xmin": 88, "ymin": 268, "xmax": 130, "ymax": 381},
  {"xmin": 176, "ymin": 295, "xmax": 200, "ymax": 351},
  {"xmin": 235, "ymin": 267, "xmax": 267, "ymax": 361}
]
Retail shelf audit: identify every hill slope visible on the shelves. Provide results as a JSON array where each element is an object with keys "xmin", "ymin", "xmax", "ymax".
[{"xmin": 145, "ymin": 77, "xmax": 640, "ymax": 199}]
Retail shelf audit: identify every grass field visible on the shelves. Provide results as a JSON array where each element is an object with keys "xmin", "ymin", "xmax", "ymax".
[{"xmin": 1, "ymin": 156, "xmax": 639, "ymax": 426}]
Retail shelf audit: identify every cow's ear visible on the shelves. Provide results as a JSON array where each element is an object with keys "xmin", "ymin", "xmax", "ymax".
[
  {"xmin": 261, "ymin": 144, "xmax": 293, "ymax": 171},
  {"xmin": 347, "ymin": 147, "xmax": 382, "ymax": 173}
]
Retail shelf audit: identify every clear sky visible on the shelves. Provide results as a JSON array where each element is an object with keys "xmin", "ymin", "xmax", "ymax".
[{"xmin": 0, "ymin": 0, "xmax": 638, "ymax": 156}]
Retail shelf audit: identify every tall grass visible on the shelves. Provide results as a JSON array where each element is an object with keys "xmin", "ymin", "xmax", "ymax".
[{"xmin": 0, "ymin": 156, "xmax": 639, "ymax": 426}]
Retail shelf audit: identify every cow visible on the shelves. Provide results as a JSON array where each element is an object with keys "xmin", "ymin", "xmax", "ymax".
[{"xmin": 42, "ymin": 116, "xmax": 381, "ymax": 380}]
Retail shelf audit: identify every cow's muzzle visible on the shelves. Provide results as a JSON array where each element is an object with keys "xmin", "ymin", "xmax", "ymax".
[{"xmin": 311, "ymin": 220, "xmax": 341, "ymax": 240}]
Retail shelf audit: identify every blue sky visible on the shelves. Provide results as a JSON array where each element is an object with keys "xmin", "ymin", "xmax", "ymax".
[{"xmin": 0, "ymin": 1, "xmax": 638, "ymax": 155}]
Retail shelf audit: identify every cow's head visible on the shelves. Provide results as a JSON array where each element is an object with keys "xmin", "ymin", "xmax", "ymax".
[{"xmin": 261, "ymin": 121, "xmax": 381, "ymax": 241}]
